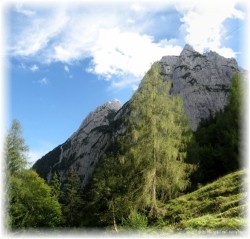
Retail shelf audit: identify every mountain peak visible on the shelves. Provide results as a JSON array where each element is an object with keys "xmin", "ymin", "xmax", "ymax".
[
  {"xmin": 160, "ymin": 45, "xmax": 240, "ymax": 130},
  {"xmin": 76, "ymin": 100, "xmax": 122, "ymax": 136},
  {"xmin": 180, "ymin": 44, "xmax": 198, "ymax": 56}
]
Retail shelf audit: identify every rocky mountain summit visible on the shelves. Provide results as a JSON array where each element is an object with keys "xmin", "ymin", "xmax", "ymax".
[
  {"xmin": 159, "ymin": 44, "xmax": 240, "ymax": 130},
  {"xmin": 33, "ymin": 44, "xmax": 241, "ymax": 186}
]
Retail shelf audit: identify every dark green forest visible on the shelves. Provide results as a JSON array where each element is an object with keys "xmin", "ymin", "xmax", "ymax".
[{"xmin": 5, "ymin": 63, "xmax": 245, "ymax": 233}]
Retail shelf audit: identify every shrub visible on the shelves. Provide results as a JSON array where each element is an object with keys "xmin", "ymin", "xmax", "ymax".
[{"xmin": 121, "ymin": 210, "xmax": 148, "ymax": 231}]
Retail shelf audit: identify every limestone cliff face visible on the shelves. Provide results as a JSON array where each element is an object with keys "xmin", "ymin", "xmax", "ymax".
[
  {"xmin": 32, "ymin": 100, "xmax": 122, "ymax": 187},
  {"xmin": 159, "ymin": 44, "xmax": 240, "ymax": 130},
  {"xmin": 33, "ymin": 44, "xmax": 241, "ymax": 186}
]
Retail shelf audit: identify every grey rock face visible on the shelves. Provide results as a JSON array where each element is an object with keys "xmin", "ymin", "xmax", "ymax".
[
  {"xmin": 32, "ymin": 100, "xmax": 122, "ymax": 187},
  {"xmin": 159, "ymin": 44, "xmax": 240, "ymax": 130}
]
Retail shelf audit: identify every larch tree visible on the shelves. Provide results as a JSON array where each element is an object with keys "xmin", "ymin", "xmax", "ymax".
[
  {"xmin": 88, "ymin": 63, "xmax": 195, "ymax": 224},
  {"xmin": 118, "ymin": 63, "xmax": 195, "ymax": 217}
]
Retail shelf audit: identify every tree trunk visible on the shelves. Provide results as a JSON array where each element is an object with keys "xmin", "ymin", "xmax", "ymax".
[
  {"xmin": 111, "ymin": 200, "xmax": 118, "ymax": 232},
  {"xmin": 150, "ymin": 167, "xmax": 157, "ymax": 218},
  {"xmin": 150, "ymin": 70, "xmax": 157, "ymax": 218}
]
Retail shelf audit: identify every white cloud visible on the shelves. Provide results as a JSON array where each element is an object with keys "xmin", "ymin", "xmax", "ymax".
[
  {"xmin": 30, "ymin": 64, "xmax": 39, "ymax": 72},
  {"xmin": 8, "ymin": 1, "xmax": 245, "ymax": 89},
  {"xmin": 10, "ymin": 8, "xmax": 69, "ymax": 57},
  {"xmin": 176, "ymin": 0, "xmax": 245, "ymax": 58},
  {"xmin": 88, "ymin": 28, "xmax": 182, "ymax": 79},
  {"xmin": 127, "ymin": 18, "xmax": 135, "ymax": 24},
  {"xmin": 110, "ymin": 74, "xmax": 140, "ymax": 91},
  {"xmin": 131, "ymin": 3, "xmax": 145, "ymax": 13},
  {"xmin": 9, "ymin": 5, "xmax": 182, "ymax": 89},
  {"xmin": 64, "ymin": 65, "xmax": 69, "ymax": 72},
  {"xmin": 15, "ymin": 4, "xmax": 36, "ymax": 17},
  {"xmin": 38, "ymin": 77, "xmax": 48, "ymax": 85}
]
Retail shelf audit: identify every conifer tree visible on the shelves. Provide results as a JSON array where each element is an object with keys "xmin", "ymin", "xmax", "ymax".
[
  {"xmin": 89, "ymin": 63, "xmax": 195, "ymax": 223},
  {"xmin": 88, "ymin": 152, "xmax": 133, "ymax": 227},
  {"xmin": 51, "ymin": 172, "xmax": 61, "ymax": 200},
  {"xmin": 5, "ymin": 119, "xmax": 28, "ymax": 175},
  {"xmin": 189, "ymin": 73, "xmax": 243, "ymax": 184},
  {"xmin": 119, "ymin": 62, "xmax": 194, "ymax": 216},
  {"xmin": 61, "ymin": 168, "xmax": 83, "ymax": 227}
]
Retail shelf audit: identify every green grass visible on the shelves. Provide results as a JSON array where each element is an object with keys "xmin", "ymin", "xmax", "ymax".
[{"xmin": 152, "ymin": 170, "xmax": 247, "ymax": 233}]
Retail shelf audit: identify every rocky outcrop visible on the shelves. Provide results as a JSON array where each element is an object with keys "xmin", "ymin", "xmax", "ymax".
[
  {"xmin": 159, "ymin": 44, "xmax": 240, "ymax": 130},
  {"xmin": 32, "ymin": 100, "xmax": 122, "ymax": 187}
]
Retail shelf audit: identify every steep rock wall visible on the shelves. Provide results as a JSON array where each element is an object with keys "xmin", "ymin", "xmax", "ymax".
[{"xmin": 159, "ymin": 44, "xmax": 240, "ymax": 130}]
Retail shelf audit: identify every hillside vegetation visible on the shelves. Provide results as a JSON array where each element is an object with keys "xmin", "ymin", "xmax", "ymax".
[
  {"xmin": 151, "ymin": 170, "xmax": 246, "ymax": 233},
  {"xmin": 6, "ymin": 61, "xmax": 244, "ymax": 233}
]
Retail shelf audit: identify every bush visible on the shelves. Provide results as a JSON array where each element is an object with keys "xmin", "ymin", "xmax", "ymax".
[{"xmin": 121, "ymin": 210, "xmax": 148, "ymax": 231}]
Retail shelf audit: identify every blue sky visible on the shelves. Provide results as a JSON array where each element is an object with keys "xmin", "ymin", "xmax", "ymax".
[{"xmin": 5, "ymin": 0, "xmax": 247, "ymax": 164}]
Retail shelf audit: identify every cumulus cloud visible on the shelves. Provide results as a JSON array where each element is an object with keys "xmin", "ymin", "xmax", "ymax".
[
  {"xmin": 8, "ymin": 1, "xmax": 245, "ymax": 89},
  {"xmin": 9, "ymin": 4, "xmax": 182, "ymax": 89},
  {"xmin": 88, "ymin": 28, "xmax": 182, "ymax": 79},
  {"xmin": 176, "ymin": 0, "xmax": 245, "ymax": 58},
  {"xmin": 30, "ymin": 64, "xmax": 39, "ymax": 72}
]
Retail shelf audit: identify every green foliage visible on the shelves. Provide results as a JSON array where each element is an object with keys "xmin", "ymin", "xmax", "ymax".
[
  {"xmin": 7, "ymin": 68, "xmax": 241, "ymax": 231},
  {"xmin": 85, "ymin": 152, "xmax": 133, "ymax": 227},
  {"xmin": 5, "ymin": 120, "xmax": 62, "ymax": 230},
  {"xmin": 116, "ymin": 63, "xmax": 195, "ymax": 214},
  {"xmin": 121, "ymin": 210, "xmax": 148, "ymax": 231},
  {"xmin": 152, "ymin": 170, "xmax": 246, "ymax": 232},
  {"xmin": 5, "ymin": 119, "xmax": 28, "ymax": 175},
  {"xmin": 50, "ymin": 172, "xmax": 61, "ymax": 200},
  {"xmin": 180, "ymin": 215, "xmax": 244, "ymax": 231},
  {"xmin": 188, "ymin": 73, "xmax": 243, "ymax": 185},
  {"xmin": 8, "ymin": 170, "xmax": 62, "ymax": 229},
  {"xmin": 86, "ymin": 63, "xmax": 195, "ymax": 226},
  {"xmin": 61, "ymin": 168, "xmax": 84, "ymax": 227}
]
